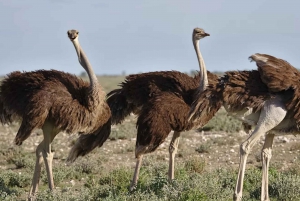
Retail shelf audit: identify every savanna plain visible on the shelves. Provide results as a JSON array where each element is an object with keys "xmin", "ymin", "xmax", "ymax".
[{"xmin": 0, "ymin": 75, "xmax": 300, "ymax": 201}]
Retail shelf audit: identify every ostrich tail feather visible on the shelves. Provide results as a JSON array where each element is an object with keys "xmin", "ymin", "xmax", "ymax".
[{"xmin": 66, "ymin": 118, "xmax": 111, "ymax": 163}]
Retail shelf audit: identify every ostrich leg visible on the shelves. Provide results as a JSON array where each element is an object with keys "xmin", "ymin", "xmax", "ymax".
[
  {"xmin": 234, "ymin": 129, "xmax": 266, "ymax": 201},
  {"xmin": 13, "ymin": 121, "xmax": 42, "ymax": 200},
  {"xmin": 234, "ymin": 97, "xmax": 287, "ymax": 201},
  {"xmin": 41, "ymin": 121, "xmax": 59, "ymax": 191},
  {"xmin": 261, "ymin": 133, "xmax": 275, "ymax": 201},
  {"xmin": 168, "ymin": 131, "xmax": 181, "ymax": 180},
  {"xmin": 130, "ymin": 155, "xmax": 144, "ymax": 191},
  {"xmin": 28, "ymin": 143, "xmax": 44, "ymax": 200}
]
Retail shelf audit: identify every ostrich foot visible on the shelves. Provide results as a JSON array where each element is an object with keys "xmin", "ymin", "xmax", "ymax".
[
  {"xmin": 129, "ymin": 182, "xmax": 137, "ymax": 192},
  {"xmin": 233, "ymin": 193, "xmax": 242, "ymax": 201}
]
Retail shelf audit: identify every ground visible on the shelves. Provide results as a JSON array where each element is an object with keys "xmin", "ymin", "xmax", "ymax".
[{"xmin": 1, "ymin": 113, "xmax": 299, "ymax": 174}]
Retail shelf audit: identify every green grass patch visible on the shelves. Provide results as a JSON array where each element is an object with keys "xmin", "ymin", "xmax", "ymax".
[{"xmin": 200, "ymin": 108, "xmax": 243, "ymax": 133}]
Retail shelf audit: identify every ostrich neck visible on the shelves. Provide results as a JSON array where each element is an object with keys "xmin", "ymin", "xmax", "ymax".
[
  {"xmin": 193, "ymin": 40, "xmax": 208, "ymax": 92},
  {"xmin": 72, "ymin": 38, "xmax": 99, "ymax": 92}
]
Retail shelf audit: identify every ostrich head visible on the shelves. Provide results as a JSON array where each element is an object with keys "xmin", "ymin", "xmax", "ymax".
[
  {"xmin": 67, "ymin": 30, "xmax": 79, "ymax": 41},
  {"xmin": 193, "ymin": 28, "xmax": 210, "ymax": 41}
]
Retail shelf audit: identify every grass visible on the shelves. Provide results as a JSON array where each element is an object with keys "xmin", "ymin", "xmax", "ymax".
[
  {"xmin": 109, "ymin": 114, "xmax": 137, "ymax": 141},
  {"xmin": 200, "ymin": 108, "xmax": 244, "ymax": 133},
  {"xmin": 195, "ymin": 143, "xmax": 211, "ymax": 154},
  {"xmin": 2, "ymin": 161, "xmax": 299, "ymax": 201}
]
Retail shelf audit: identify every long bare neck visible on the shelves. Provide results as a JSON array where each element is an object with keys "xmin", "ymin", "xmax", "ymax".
[
  {"xmin": 72, "ymin": 37, "xmax": 99, "ymax": 91},
  {"xmin": 193, "ymin": 39, "xmax": 208, "ymax": 92}
]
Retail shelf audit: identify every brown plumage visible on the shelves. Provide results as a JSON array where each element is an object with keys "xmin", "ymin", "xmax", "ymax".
[
  {"xmin": 0, "ymin": 30, "xmax": 111, "ymax": 199},
  {"xmin": 108, "ymin": 70, "xmax": 217, "ymax": 150},
  {"xmin": 189, "ymin": 53, "xmax": 300, "ymax": 201},
  {"xmin": 189, "ymin": 70, "xmax": 271, "ymax": 127},
  {"xmin": 108, "ymin": 70, "xmax": 218, "ymax": 125},
  {"xmin": 253, "ymin": 53, "xmax": 299, "ymax": 92},
  {"xmin": 107, "ymin": 28, "xmax": 220, "ymax": 190},
  {"xmin": 133, "ymin": 71, "xmax": 218, "ymax": 153},
  {"xmin": 1, "ymin": 70, "xmax": 110, "ymax": 145}
]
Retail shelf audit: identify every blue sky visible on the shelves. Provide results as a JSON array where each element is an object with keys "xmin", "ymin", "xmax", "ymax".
[{"xmin": 0, "ymin": 0, "xmax": 299, "ymax": 76}]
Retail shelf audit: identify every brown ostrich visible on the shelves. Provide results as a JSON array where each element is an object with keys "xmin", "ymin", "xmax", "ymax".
[
  {"xmin": 188, "ymin": 53, "xmax": 300, "ymax": 201},
  {"xmin": 0, "ymin": 30, "xmax": 111, "ymax": 199},
  {"xmin": 107, "ymin": 28, "xmax": 219, "ymax": 190}
]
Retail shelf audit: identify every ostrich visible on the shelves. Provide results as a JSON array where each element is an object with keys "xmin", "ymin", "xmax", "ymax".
[
  {"xmin": 107, "ymin": 28, "xmax": 219, "ymax": 190},
  {"xmin": 188, "ymin": 53, "xmax": 300, "ymax": 201},
  {"xmin": 0, "ymin": 30, "xmax": 111, "ymax": 199}
]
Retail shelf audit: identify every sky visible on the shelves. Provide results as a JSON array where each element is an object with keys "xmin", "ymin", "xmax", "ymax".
[{"xmin": 0, "ymin": 0, "xmax": 299, "ymax": 76}]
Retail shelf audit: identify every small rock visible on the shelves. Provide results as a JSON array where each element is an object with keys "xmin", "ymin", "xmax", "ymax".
[
  {"xmin": 277, "ymin": 136, "xmax": 289, "ymax": 143},
  {"xmin": 70, "ymin": 180, "xmax": 75, "ymax": 186}
]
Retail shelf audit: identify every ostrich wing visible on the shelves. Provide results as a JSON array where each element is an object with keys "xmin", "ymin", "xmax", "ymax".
[
  {"xmin": 249, "ymin": 53, "xmax": 300, "ymax": 92},
  {"xmin": 250, "ymin": 53, "xmax": 300, "ymax": 126}
]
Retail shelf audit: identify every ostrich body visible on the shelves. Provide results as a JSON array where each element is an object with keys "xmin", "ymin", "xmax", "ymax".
[
  {"xmin": 107, "ymin": 28, "xmax": 218, "ymax": 190},
  {"xmin": 0, "ymin": 30, "xmax": 111, "ymax": 199},
  {"xmin": 189, "ymin": 53, "xmax": 300, "ymax": 201}
]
